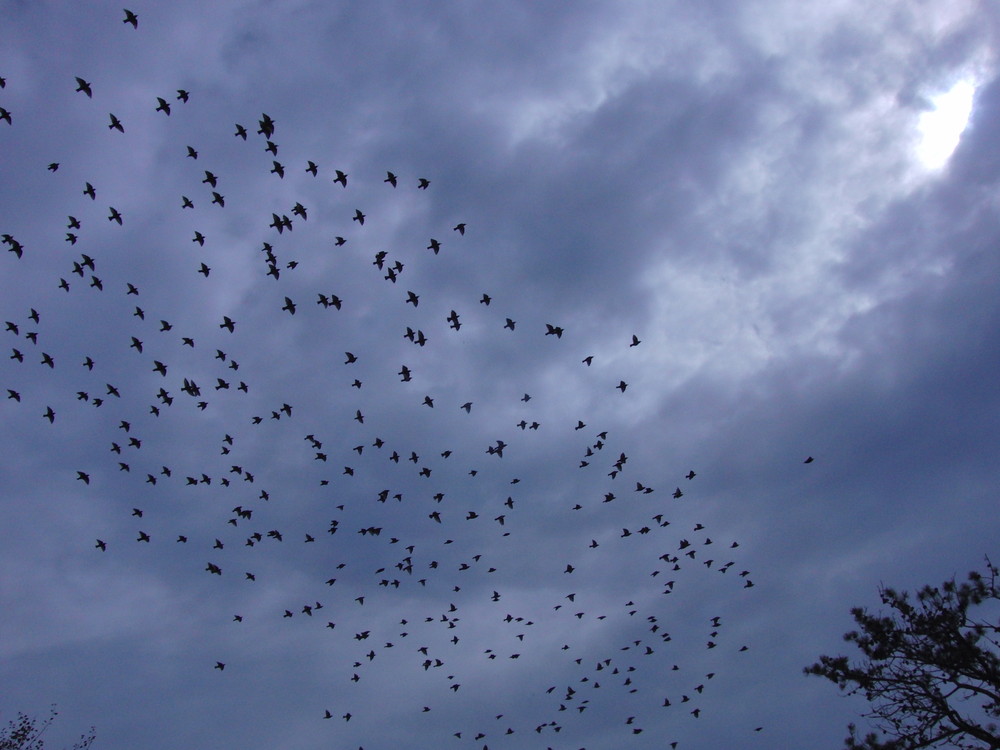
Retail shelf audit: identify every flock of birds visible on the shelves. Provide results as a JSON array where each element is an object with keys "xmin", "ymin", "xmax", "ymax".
[{"xmin": 0, "ymin": 9, "xmax": 769, "ymax": 749}]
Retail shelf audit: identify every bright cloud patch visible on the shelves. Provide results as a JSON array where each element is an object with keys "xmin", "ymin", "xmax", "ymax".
[{"xmin": 917, "ymin": 80, "xmax": 975, "ymax": 168}]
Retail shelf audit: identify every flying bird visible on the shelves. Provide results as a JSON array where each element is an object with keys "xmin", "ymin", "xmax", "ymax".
[
  {"xmin": 123, "ymin": 8, "xmax": 138, "ymax": 27},
  {"xmin": 257, "ymin": 113, "xmax": 275, "ymax": 138},
  {"xmin": 270, "ymin": 213, "xmax": 292, "ymax": 233},
  {"xmin": 108, "ymin": 113, "xmax": 124, "ymax": 132},
  {"xmin": 75, "ymin": 77, "xmax": 93, "ymax": 97}
]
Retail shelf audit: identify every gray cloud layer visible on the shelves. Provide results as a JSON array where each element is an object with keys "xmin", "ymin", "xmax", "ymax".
[{"xmin": 1, "ymin": 2, "xmax": 998, "ymax": 748}]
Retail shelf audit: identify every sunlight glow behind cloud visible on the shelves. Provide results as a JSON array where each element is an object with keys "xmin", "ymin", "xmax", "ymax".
[{"xmin": 917, "ymin": 80, "xmax": 975, "ymax": 168}]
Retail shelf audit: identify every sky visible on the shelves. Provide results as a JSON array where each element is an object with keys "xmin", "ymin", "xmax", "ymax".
[{"xmin": 1, "ymin": 2, "xmax": 998, "ymax": 748}]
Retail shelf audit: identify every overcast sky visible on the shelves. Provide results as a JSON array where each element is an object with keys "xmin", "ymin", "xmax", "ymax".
[{"xmin": 2, "ymin": 2, "xmax": 998, "ymax": 749}]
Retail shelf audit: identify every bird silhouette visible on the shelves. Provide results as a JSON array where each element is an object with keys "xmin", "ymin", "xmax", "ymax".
[{"xmin": 257, "ymin": 113, "xmax": 275, "ymax": 138}]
